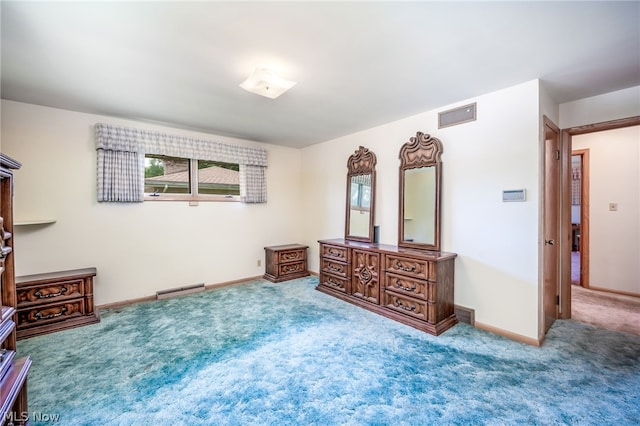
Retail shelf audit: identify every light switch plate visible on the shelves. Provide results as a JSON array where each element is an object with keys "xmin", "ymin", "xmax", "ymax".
[{"xmin": 609, "ymin": 203, "xmax": 618, "ymax": 211}]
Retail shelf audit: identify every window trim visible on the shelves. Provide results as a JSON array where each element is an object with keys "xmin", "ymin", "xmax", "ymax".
[{"xmin": 144, "ymin": 157, "xmax": 241, "ymax": 202}]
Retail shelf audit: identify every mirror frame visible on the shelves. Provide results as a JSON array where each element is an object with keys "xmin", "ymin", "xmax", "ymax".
[
  {"xmin": 345, "ymin": 146, "xmax": 377, "ymax": 243},
  {"xmin": 398, "ymin": 132, "xmax": 443, "ymax": 251}
]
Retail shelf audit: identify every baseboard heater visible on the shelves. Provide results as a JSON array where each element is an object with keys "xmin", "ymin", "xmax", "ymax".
[{"xmin": 156, "ymin": 283, "xmax": 205, "ymax": 300}]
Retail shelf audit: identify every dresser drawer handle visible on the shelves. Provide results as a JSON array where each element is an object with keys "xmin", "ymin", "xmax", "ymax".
[
  {"xmin": 283, "ymin": 264, "xmax": 300, "ymax": 272},
  {"xmin": 395, "ymin": 300, "xmax": 417, "ymax": 312},
  {"xmin": 282, "ymin": 252, "xmax": 300, "ymax": 260},
  {"xmin": 328, "ymin": 264, "xmax": 343, "ymax": 272},
  {"xmin": 327, "ymin": 278, "xmax": 342, "ymax": 288},
  {"xmin": 34, "ymin": 286, "xmax": 68, "ymax": 299},
  {"xmin": 327, "ymin": 248, "xmax": 343, "ymax": 258},
  {"xmin": 35, "ymin": 306, "xmax": 68, "ymax": 320},
  {"xmin": 395, "ymin": 261, "xmax": 416, "ymax": 273},
  {"xmin": 396, "ymin": 280, "xmax": 416, "ymax": 292}
]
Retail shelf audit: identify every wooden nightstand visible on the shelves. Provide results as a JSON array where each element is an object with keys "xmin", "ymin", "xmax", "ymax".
[{"xmin": 264, "ymin": 244, "xmax": 310, "ymax": 282}]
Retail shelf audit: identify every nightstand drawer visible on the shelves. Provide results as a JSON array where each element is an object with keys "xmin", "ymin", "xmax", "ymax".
[
  {"xmin": 277, "ymin": 249, "xmax": 306, "ymax": 264},
  {"xmin": 278, "ymin": 261, "xmax": 306, "ymax": 276},
  {"xmin": 17, "ymin": 299, "xmax": 86, "ymax": 329},
  {"xmin": 17, "ymin": 279, "xmax": 84, "ymax": 307}
]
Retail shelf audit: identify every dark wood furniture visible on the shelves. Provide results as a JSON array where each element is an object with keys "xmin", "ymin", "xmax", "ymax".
[
  {"xmin": 264, "ymin": 244, "xmax": 310, "ymax": 282},
  {"xmin": 16, "ymin": 268, "xmax": 99, "ymax": 339},
  {"xmin": 0, "ymin": 154, "xmax": 31, "ymax": 424},
  {"xmin": 317, "ymin": 132, "xmax": 457, "ymax": 335},
  {"xmin": 318, "ymin": 239, "xmax": 457, "ymax": 335}
]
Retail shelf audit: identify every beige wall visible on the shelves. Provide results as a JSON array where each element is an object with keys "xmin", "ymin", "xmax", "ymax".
[
  {"xmin": 302, "ymin": 80, "xmax": 542, "ymax": 340},
  {"xmin": 572, "ymin": 126, "xmax": 640, "ymax": 295},
  {"xmin": 1, "ymin": 100, "xmax": 305, "ymax": 306},
  {"xmin": 3, "ymin": 82, "xmax": 637, "ymax": 341},
  {"xmin": 560, "ymin": 86, "xmax": 640, "ymax": 129}
]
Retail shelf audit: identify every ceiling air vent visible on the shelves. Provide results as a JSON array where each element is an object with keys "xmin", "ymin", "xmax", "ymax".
[{"xmin": 438, "ymin": 102, "xmax": 477, "ymax": 129}]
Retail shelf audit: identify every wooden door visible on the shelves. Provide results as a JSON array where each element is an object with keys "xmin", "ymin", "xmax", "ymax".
[
  {"xmin": 543, "ymin": 116, "xmax": 561, "ymax": 333},
  {"xmin": 351, "ymin": 250, "xmax": 380, "ymax": 304}
]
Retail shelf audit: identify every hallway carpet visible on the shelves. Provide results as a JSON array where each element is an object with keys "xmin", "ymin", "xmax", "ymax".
[
  {"xmin": 17, "ymin": 276, "xmax": 640, "ymax": 425},
  {"xmin": 572, "ymin": 285, "xmax": 640, "ymax": 336}
]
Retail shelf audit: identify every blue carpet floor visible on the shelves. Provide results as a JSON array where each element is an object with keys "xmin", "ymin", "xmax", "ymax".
[{"xmin": 17, "ymin": 276, "xmax": 640, "ymax": 425}]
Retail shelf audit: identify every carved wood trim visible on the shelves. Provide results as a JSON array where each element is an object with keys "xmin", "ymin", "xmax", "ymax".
[
  {"xmin": 398, "ymin": 132, "xmax": 443, "ymax": 251},
  {"xmin": 399, "ymin": 132, "xmax": 443, "ymax": 170},
  {"xmin": 347, "ymin": 146, "xmax": 377, "ymax": 175}
]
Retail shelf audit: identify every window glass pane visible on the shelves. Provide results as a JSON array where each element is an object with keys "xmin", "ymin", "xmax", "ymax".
[
  {"xmin": 144, "ymin": 155, "xmax": 191, "ymax": 194},
  {"xmin": 361, "ymin": 185, "xmax": 371, "ymax": 209},
  {"xmin": 197, "ymin": 160, "xmax": 240, "ymax": 196},
  {"xmin": 350, "ymin": 184, "xmax": 360, "ymax": 207}
]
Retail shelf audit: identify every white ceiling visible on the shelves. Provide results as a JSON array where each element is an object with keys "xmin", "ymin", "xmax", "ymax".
[{"xmin": 2, "ymin": 1, "xmax": 639, "ymax": 148}]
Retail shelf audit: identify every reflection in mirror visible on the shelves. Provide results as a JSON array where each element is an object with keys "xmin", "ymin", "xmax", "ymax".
[
  {"xmin": 398, "ymin": 132, "xmax": 443, "ymax": 251},
  {"xmin": 403, "ymin": 167, "xmax": 436, "ymax": 245},
  {"xmin": 349, "ymin": 174, "xmax": 371, "ymax": 238},
  {"xmin": 346, "ymin": 146, "xmax": 377, "ymax": 242}
]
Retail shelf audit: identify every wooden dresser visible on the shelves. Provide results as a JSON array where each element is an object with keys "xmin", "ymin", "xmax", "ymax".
[
  {"xmin": 16, "ymin": 268, "xmax": 99, "ymax": 339},
  {"xmin": 264, "ymin": 244, "xmax": 310, "ymax": 282},
  {"xmin": 318, "ymin": 238, "xmax": 457, "ymax": 335},
  {"xmin": 0, "ymin": 154, "xmax": 31, "ymax": 424}
]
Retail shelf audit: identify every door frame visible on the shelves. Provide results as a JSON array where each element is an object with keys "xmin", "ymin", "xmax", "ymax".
[
  {"xmin": 559, "ymin": 115, "xmax": 640, "ymax": 319},
  {"xmin": 570, "ymin": 149, "xmax": 590, "ymax": 288}
]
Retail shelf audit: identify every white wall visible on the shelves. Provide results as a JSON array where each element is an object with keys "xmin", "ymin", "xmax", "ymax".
[
  {"xmin": 572, "ymin": 126, "xmax": 640, "ymax": 295},
  {"xmin": 1, "ymin": 100, "xmax": 304, "ymax": 306},
  {"xmin": 560, "ymin": 86, "xmax": 640, "ymax": 129},
  {"xmin": 302, "ymin": 80, "xmax": 542, "ymax": 339}
]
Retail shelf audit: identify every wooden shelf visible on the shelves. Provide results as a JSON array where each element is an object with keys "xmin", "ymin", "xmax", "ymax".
[
  {"xmin": 14, "ymin": 219, "xmax": 56, "ymax": 226},
  {"xmin": 0, "ymin": 154, "xmax": 30, "ymax": 420}
]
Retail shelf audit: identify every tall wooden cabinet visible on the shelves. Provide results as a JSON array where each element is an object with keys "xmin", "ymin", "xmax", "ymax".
[
  {"xmin": 0, "ymin": 154, "xmax": 31, "ymax": 424},
  {"xmin": 318, "ymin": 238, "xmax": 457, "ymax": 335}
]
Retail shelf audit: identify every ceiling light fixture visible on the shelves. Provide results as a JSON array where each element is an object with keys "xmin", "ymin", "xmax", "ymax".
[{"xmin": 239, "ymin": 67, "xmax": 296, "ymax": 99}]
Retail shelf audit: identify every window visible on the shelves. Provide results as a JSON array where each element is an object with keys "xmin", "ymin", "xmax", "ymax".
[
  {"xmin": 350, "ymin": 181, "xmax": 371, "ymax": 211},
  {"xmin": 96, "ymin": 122, "xmax": 267, "ymax": 203},
  {"xmin": 197, "ymin": 160, "xmax": 240, "ymax": 196},
  {"xmin": 144, "ymin": 155, "xmax": 240, "ymax": 200},
  {"xmin": 145, "ymin": 155, "xmax": 190, "ymax": 195}
]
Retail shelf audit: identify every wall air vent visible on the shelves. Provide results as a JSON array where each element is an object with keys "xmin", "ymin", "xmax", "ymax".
[{"xmin": 438, "ymin": 102, "xmax": 477, "ymax": 129}]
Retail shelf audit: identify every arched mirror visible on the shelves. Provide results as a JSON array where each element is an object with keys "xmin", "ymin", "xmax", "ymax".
[
  {"xmin": 346, "ymin": 146, "xmax": 377, "ymax": 242},
  {"xmin": 399, "ymin": 132, "xmax": 442, "ymax": 251}
]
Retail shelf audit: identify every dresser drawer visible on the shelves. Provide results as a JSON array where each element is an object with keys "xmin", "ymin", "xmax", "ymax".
[
  {"xmin": 17, "ymin": 279, "xmax": 84, "ymax": 307},
  {"xmin": 385, "ymin": 272, "xmax": 434, "ymax": 301},
  {"xmin": 17, "ymin": 299, "xmax": 85, "ymax": 329},
  {"xmin": 319, "ymin": 273, "xmax": 350, "ymax": 294},
  {"xmin": 321, "ymin": 244, "xmax": 351, "ymax": 263},
  {"xmin": 320, "ymin": 258, "xmax": 349, "ymax": 279},
  {"xmin": 383, "ymin": 291, "xmax": 433, "ymax": 323},
  {"xmin": 385, "ymin": 254, "xmax": 434, "ymax": 281}
]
